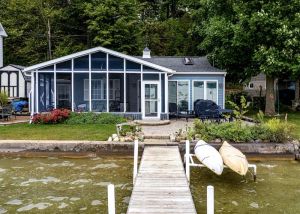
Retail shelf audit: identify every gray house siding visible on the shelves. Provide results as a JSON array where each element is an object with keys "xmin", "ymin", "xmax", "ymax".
[{"xmin": 169, "ymin": 74, "xmax": 225, "ymax": 110}]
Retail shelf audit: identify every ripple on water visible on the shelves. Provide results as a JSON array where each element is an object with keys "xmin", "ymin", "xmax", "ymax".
[
  {"xmin": 91, "ymin": 200, "xmax": 102, "ymax": 206},
  {"xmin": 49, "ymin": 161, "xmax": 74, "ymax": 167},
  {"xmin": 0, "ymin": 168, "xmax": 7, "ymax": 173},
  {"xmin": 232, "ymin": 201, "xmax": 239, "ymax": 206},
  {"xmin": 70, "ymin": 179, "xmax": 91, "ymax": 185},
  {"xmin": 0, "ymin": 207, "xmax": 7, "ymax": 214},
  {"xmin": 260, "ymin": 164, "xmax": 277, "ymax": 168},
  {"xmin": 69, "ymin": 197, "xmax": 80, "ymax": 201},
  {"xmin": 89, "ymin": 163, "xmax": 119, "ymax": 170},
  {"xmin": 93, "ymin": 182, "xmax": 110, "ymax": 186},
  {"xmin": 58, "ymin": 202, "xmax": 68, "ymax": 209},
  {"xmin": 46, "ymin": 196, "xmax": 68, "ymax": 202},
  {"xmin": 20, "ymin": 177, "xmax": 60, "ymax": 186},
  {"xmin": 250, "ymin": 202, "xmax": 259, "ymax": 209},
  {"xmin": 5, "ymin": 199, "xmax": 23, "ymax": 205},
  {"xmin": 17, "ymin": 203, "xmax": 52, "ymax": 212}
]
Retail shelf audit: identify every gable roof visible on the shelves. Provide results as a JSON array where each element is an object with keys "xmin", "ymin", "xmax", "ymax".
[
  {"xmin": 0, "ymin": 23, "xmax": 7, "ymax": 37},
  {"xmin": 137, "ymin": 56, "xmax": 226, "ymax": 74},
  {"xmin": 0, "ymin": 64, "xmax": 25, "ymax": 71},
  {"xmin": 23, "ymin": 46, "xmax": 176, "ymax": 73}
]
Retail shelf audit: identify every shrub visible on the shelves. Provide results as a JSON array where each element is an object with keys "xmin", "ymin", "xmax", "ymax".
[
  {"xmin": 227, "ymin": 96, "xmax": 250, "ymax": 120},
  {"xmin": 32, "ymin": 109, "xmax": 70, "ymax": 124},
  {"xmin": 261, "ymin": 118, "xmax": 294, "ymax": 143},
  {"xmin": 65, "ymin": 112, "xmax": 126, "ymax": 124},
  {"xmin": 0, "ymin": 92, "xmax": 8, "ymax": 107},
  {"xmin": 189, "ymin": 118, "xmax": 294, "ymax": 143}
]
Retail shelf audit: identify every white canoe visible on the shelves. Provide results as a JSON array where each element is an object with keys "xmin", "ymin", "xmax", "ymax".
[
  {"xmin": 194, "ymin": 140, "xmax": 224, "ymax": 175},
  {"xmin": 219, "ymin": 141, "xmax": 248, "ymax": 176}
]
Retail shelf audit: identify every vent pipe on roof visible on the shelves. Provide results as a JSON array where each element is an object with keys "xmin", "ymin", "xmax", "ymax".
[
  {"xmin": 0, "ymin": 23, "xmax": 8, "ymax": 68},
  {"xmin": 142, "ymin": 47, "xmax": 151, "ymax": 58}
]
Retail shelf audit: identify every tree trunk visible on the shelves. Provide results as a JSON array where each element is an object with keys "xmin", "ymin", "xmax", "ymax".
[
  {"xmin": 265, "ymin": 75, "xmax": 276, "ymax": 116},
  {"xmin": 295, "ymin": 79, "xmax": 300, "ymax": 102}
]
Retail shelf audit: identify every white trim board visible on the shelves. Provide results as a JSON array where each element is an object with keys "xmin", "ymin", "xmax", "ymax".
[{"xmin": 24, "ymin": 46, "xmax": 175, "ymax": 74}]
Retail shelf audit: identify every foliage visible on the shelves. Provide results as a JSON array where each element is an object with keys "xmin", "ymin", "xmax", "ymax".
[
  {"xmin": 189, "ymin": 118, "xmax": 294, "ymax": 143},
  {"xmin": 32, "ymin": 109, "xmax": 70, "ymax": 124},
  {"xmin": 0, "ymin": 92, "xmax": 8, "ymax": 107},
  {"xmin": 256, "ymin": 110, "xmax": 265, "ymax": 124},
  {"xmin": 227, "ymin": 96, "xmax": 250, "ymax": 120},
  {"xmin": 65, "ymin": 112, "xmax": 126, "ymax": 124},
  {"xmin": 193, "ymin": 0, "xmax": 300, "ymax": 114},
  {"xmin": 119, "ymin": 125, "xmax": 139, "ymax": 137}
]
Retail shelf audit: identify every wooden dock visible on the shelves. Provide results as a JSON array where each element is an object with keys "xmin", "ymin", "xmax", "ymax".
[{"xmin": 127, "ymin": 146, "xmax": 197, "ymax": 214}]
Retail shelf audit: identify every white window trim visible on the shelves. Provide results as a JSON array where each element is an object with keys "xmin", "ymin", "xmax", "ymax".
[
  {"xmin": 192, "ymin": 80, "xmax": 219, "ymax": 109},
  {"xmin": 168, "ymin": 80, "xmax": 190, "ymax": 111},
  {"xmin": 83, "ymin": 79, "xmax": 107, "ymax": 101}
]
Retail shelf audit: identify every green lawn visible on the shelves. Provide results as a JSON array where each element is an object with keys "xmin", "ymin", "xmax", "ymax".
[{"xmin": 0, "ymin": 124, "xmax": 116, "ymax": 141}]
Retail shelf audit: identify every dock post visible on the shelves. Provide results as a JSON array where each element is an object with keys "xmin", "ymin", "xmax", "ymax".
[
  {"xmin": 185, "ymin": 140, "xmax": 190, "ymax": 182},
  {"xmin": 207, "ymin": 185, "xmax": 214, "ymax": 214},
  {"xmin": 108, "ymin": 184, "xmax": 115, "ymax": 214},
  {"xmin": 133, "ymin": 140, "xmax": 138, "ymax": 183}
]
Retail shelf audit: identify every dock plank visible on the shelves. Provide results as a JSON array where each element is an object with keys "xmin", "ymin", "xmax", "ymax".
[{"xmin": 127, "ymin": 146, "xmax": 196, "ymax": 214}]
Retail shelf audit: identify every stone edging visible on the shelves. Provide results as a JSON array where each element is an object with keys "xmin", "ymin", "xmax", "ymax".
[{"xmin": 0, "ymin": 140, "xmax": 298, "ymax": 157}]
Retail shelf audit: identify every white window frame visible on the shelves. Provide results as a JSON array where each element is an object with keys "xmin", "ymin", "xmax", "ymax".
[
  {"xmin": 192, "ymin": 80, "xmax": 219, "ymax": 109},
  {"xmin": 84, "ymin": 78, "xmax": 106, "ymax": 101},
  {"xmin": 168, "ymin": 80, "xmax": 190, "ymax": 111},
  {"xmin": 109, "ymin": 79, "xmax": 121, "ymax": 101}
]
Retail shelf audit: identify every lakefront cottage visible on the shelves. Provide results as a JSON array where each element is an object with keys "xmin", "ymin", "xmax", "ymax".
[{"xmin": 23, "ymin": 47, "xmax": 226, "ymax": 120}]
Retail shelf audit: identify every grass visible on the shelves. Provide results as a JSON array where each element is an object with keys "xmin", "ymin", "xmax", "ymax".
[
  {"xmin": 0, "ymin": 124, "xmax": 116, "ymax": 141},
  {"xmin": 246, "ymin": 110, "xmax": 300, "ymax": 140}
]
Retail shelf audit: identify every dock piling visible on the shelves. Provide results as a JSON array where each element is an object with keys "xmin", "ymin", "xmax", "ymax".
[
  {"xmin": 207, "ymin": 185, "xmax": 214, "ymax": 214},
  {"xmin": 108, "ymin": 184, "xmax": 115, "ymax": 214}
]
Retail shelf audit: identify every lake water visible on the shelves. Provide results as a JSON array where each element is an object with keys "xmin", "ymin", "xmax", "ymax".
[
  {"xmin": 0, "ymin": 155, "xmax": 299, "ymax": 213},
  {"xmin": 190, "ymin": 160, "xmax": 300, "ymax": 213},
  {"xmin": 0, "ymin": 155, "xmax": 133, "ymax": 213}
]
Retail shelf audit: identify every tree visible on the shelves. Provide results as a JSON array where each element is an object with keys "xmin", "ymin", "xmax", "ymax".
[{"xmin": 194, "ymin": 0, "xmax": 300, "ymax": 115}]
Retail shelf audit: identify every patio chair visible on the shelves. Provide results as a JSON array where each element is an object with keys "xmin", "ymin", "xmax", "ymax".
[
  {"xmin": 169, "ymin": 101, "xmax": 195, "ymax": 122},
  {"xmin": 1, "ymin": 106, "xmax": 13, "ymax": 121}
]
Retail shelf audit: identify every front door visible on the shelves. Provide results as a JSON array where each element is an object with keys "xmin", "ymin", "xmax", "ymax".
[{"xmin": 142, "ymin": 81, "xmax": 160, "ymax": 119}]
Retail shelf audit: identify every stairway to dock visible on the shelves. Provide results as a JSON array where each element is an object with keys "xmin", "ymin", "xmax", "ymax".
[{"xmin": 127, "ymin": 146, "xmax": 197, "ymax": 214}]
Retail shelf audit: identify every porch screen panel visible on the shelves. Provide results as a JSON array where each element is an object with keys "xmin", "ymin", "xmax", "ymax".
[
  {"xmin": 143, "ymin": 73, "xmax": 159, "ymax": 80},
  {"xmin": 109, "ymin": 73, "xmax": 123, "ymax": 112},
  {"xmin": 126, "ymin": 73, "xmax": 141, "ymax": 112},
  {"xmin": 0, "ymin": 72, "xmax": 8, "ymax": 94},
  {"xmin": 91, "ymin": 52, "xmax": 106, "ymax": 71},
  {"xmin": 74, "ymin": 55, "xmax": 89, "ymax": 71},
  {"xmin": 126, "ymin": 60, "xmax": 141, "ymax": 72},
  {"xmin": 56, "ymin": 60, "xmax": 71, "ymax": 71},
  {"xmin": 108, "ymin": 55, "xmax": 123, "ymax": 71},
  {"xmin": 38, "ymin": 73, "xmax": 54, "ymax": 112},
  {"xmin": 56, "ymin": 73, "xmax": 72, "ymax": 109},
  {"xmin": 168, "ymin": 81, "xmax": 177, "ymax": 112},
  {"xmin": 193, "ymin": 81, "xmax": 204, "ymax": 107},
  {"xmin": 74, "ymin": 73, "xmax": 89, "ymax": 112},
  {"xmin": 206, "ymin": 81, "xmax": 218, "ymax": 104},
  {"xmin": 91, "ymin": 73, "xmax": 107, "ymax": 112},
  {"xmin": 177, "ymin": 81, "xmax": 189, "ymax": 111}
]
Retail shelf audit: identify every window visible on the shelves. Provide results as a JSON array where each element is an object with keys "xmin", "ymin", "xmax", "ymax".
[
  {"xmin": 84, "ymin": 79, "xmax": 106, "ymax": 100},
  {"xmin": 249, "ymin": 83, "xmax": 254, "ymax": 89},
  {"xmin": 206, "ymin": 81, "xmax": 218, "ymax": 104},
  {"xmin": 109, "ymin": 79, "xmax": 120, "ymax": 100},
  {"xmin": 193, "ymin": 81, "xmax": 204, "ymax": 103},
  {"xmin": 168, "ymin": 81, "xmax": 189, "ymax": 111}
]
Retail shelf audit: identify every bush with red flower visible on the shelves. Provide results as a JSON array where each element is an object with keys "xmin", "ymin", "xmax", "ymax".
[{"xmin": 32, "ymin": 109, "xmax": 71, "ymax": 124}]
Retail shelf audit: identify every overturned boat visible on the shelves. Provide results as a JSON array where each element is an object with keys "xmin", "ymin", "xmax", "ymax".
[
  {"xmin": 194, "ymin": 140, "xmax": 223, "ymax": 175},
  {"xmin": 219, "ymin": 141, "xmax": 248, "ymax": 176}
]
